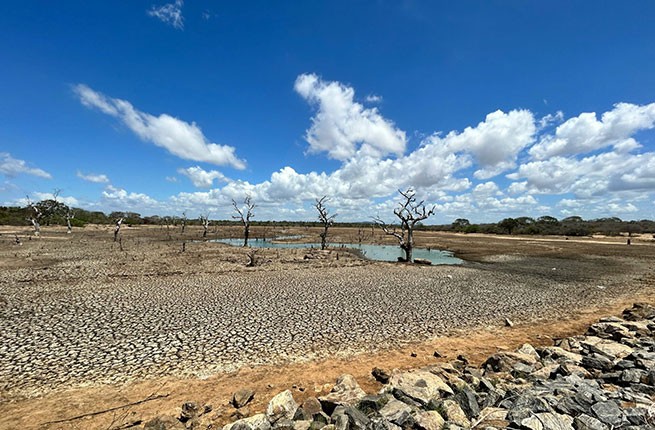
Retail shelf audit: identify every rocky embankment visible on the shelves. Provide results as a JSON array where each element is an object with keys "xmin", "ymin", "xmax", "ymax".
[{"xmin": 143, "ymin": 303, "xmax": 655, "ymax": 430}]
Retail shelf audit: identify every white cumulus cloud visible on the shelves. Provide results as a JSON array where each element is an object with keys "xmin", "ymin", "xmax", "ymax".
[
  {"xmin": 77, "ymin": 171, "xmax": 110, "ymax": 183},
  {"xmin": 294, "ymin": 73, "xmax": 406, "ymax": 161},
  {"xmin": 178, "ymin": 166, "xmax": 229, "ymax": 188},
  {"xmin": 529, "ymin": 102, "xmax": 655, "ymax": 159},
  {"xmin": 102, "ymin": 185, "xmax": 158, "ymax": 209},
  {"xmin": 148, "ymin": 0, "xmax": 184, "ymax": 29},
  {"xmin": 73, "ymin": 84, "xmax": 246, "ymax": 169},
  {"xmin": 0, "ymin": 153, "xmax": 52, "ymax": 179},
  {"xmin": 437, "ymin": 109, "xmax": 536, "ymax": 179},
  {"xmin": 366, "ymin": 94, "xmax": 383, "ymax": 103}
]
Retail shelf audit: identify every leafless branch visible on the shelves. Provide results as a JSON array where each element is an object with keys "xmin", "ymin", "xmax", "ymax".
[
  {"xmin": 373, "ymin": 188, "xmax": 435, "ymax": 262},
  {"xmin": 233, "ymin": 196, "xmax": 255, "ymax": 246},
  {"xmin": 41, "ymin": 393, "xmax": 169, "ymax": 425},
  {"xmin": 199, "ymin": 213, "xmax": 211, "ymax": 238},
  {"xmin": 315, "ymin": 196, "xmax": 337, "ymax": 250}
]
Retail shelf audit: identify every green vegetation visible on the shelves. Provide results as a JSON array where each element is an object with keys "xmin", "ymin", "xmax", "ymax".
[
  {"xmin": 1, "ymin": 201, "xmax": 654, "ymax": 237},
  {"xmin": 435, "ymin": 216, "xmax": 655, "ymax": 237}
]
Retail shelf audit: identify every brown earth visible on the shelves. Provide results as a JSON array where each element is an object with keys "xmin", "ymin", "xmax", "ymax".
[{"xmin": 1, "ymin": 225, "xmax": 654, "ymax": 430}]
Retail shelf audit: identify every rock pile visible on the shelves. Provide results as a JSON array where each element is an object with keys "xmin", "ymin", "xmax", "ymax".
[{"xmin": 144, "ymin": 303, "xmax": 655, "ymax": 430}]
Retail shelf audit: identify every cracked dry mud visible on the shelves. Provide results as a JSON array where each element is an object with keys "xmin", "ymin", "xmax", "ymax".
[{"xmin": 1, "ymin": 225, "xmax": 654, "ymax": 401}]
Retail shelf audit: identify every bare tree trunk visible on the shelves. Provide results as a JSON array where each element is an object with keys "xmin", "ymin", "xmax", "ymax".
[
  {"xmin": 114, "ymin": 218, "xmax": 123, "ymax": 242},
  {"xmin": 315, "ymin": 196, "xmax": 336, "ymax": 250},
  {"xmin": 66, "ymin": 210, "xmax": 74, "ymax": 234},
  {"xmin": 373, "ymin": 189, "xmax": 434, "ymax": 264},
  {"xmin": 244, "ymin": 225, "xmax": 250, "ymax": 247},
  {"xmin": 200, "ymin": 214, "xmax": 210, "ymax": 239},
  {"xmin": 405, "ymin": 227, "xmax": 414, "ymax": 262},
  {"xmin": 30, "ymin": 218, "xmax": 41, "ymax": 237},
  {"xmin": 26, "ymin": 195, "xmax": 42, "ymax": 237},
  {"xmin": 233, "ymin": 197, "xmax": 255, "ymax": 248}
]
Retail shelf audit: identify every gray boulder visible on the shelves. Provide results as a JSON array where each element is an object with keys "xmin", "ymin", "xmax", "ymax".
[
  {"xmin": 519, "ymin": 412, "xmax": 573, "ymax": 430},
  {"xmin": 330, "ymin": 405, "xmax": 370, "ymax": 430},
  {"xmin": 591, "ymin": 401, "xmax": 624, "ymax": 427},
  {"xmin": 232, "ymin": 389, "xmax": 256, "ymax": 408},
  {"xmin": 440, "ymin": 399, "xmax": 470, "ymax": 428},
  {"xmin": 319, "ymin": 374, "xmax": 366, "ymax": 414},
  {"xmin": 378, "ymin": 398, "xmax": 414, "ymax": 426},
  {"xmin": 356, "ymin": 394, "xmax": 389, "ymax": 415},
  {"xmin": 574, "ymin": 414, "xmax": 609, "ymax": 430},
  {"xmin": 267, "ymin": 390, "xmax": 298, "ymax": 423},
  {"xmin": 414, "ymin": 411, "xmax": 445, "ymax": 430},
  {"xmin": 224, "ymin": 414, "xmax": 272, "ymax": 430},
  {"xmin": 387, "ymin": 369, "xmax": 453, "ymax": 406}
]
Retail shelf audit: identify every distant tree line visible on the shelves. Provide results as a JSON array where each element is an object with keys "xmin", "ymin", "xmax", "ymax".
[
  {"xmin": 433, "ymin": 216, "xmax": 655, "ymax": 237},
  {"xmin": 1, "ymin": 202, "xmax": 653, "ymax": 237}
]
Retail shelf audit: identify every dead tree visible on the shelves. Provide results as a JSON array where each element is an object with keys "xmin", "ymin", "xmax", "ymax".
[
  {"xmin": 181, "ymin": 211, "xmax": 187, "ymax": 233},
  {"xmin": 232, "ymin": 196, "xmax": 255, "ymax": 247},
  {"xmin": 356, "ymin": 227, "xmax": 370, "ymax": 245},
  {"xmin": 26, "ymin": 190, "xmax": 67, "ymax": 236},
  {"xmin": 373, "ymin": 188, "xmax": 435, "ymax": 263},
  {"xmin": 315, "ymin": 196, "xmax": 337, "ymax": 250},
  {"xmin": 199, "ymin": 214, "xmax": 210, "ymax": 238},
  {"xmin": 25, "ymin": 195, "xmax": 42, "ymax": 237},
  {"xmin": 114, "ymin": 217, "xmax": 124, "ymax": 242},
  {"xmin": 65, "ymin": 209, "xmax": 75, "ymax": 234}
]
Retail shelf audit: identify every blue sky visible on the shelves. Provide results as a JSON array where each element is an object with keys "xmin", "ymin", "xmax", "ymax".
[{"xmin": 2, "ymin": 1, "xmax": 655, "ymax": 223}]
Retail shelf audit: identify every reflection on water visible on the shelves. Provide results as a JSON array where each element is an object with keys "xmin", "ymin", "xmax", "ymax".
[{"xmin": 214, "ymin": 238, "xmax": 462, "ymax": 265}]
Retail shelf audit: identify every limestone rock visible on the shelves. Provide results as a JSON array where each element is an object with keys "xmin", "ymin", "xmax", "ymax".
[
  {"xmin": 475, "ymin": 407, "xmax": 508, "ymax": 428},
  {"xmin": 388, "ymin": 369, "xmax": 453, "ymax": 405},
  {"xmin": 414, "ymin": 410, "xmax": 445, "ymax": 430},
  {"xmin": 538, "ymin": 347, "xmax": 583, "ymax": 365},
  {"xmin": 574, "ymin": 414, "xmax": 609, "ymax": 430},
  {"xmin": 272, "ymin": 419, "xmax": 295, "ymax": 430},
  {"xmin": 591, "ymin": 401, "xmax": 624, "ymax": 427},
  {"xmin": 357, "ymin": 394, "xmax": 389, "ymax": 415},
  {"xmin": 440, "ymin": 399, "xmax": 470, "ymax": 428},
  {"xmin": 517, "ymin": 343, "xmax": 540, "ymax": 360},
  {"xmin": 453, "ymin": 386, "xmax": 479, "ymax": 418},
  {"xmin": 580, "ymin": 337, "xmax": 634, "ymax": 361},
  {"xmin": 482, "ymin": 351, "xmax": 538, "ymax": 373},
  {"xmin": 233, "ymin": 389, "xmax": 256, "ymax": 408},
  {"xmin": 379, "ymin": 398, "xmax": 414, "ymax": 425},
  {"xmin": 318, "ymin": 374, "xmax": 366, "ymax": 414},
  {"xmin": 224, "ymin": 413, "xmax": 272, "ymax": 430},
  {"xmin": 293, "ymin": 421, "xmax": 311, "ymax": 430},
  {"xmin": 331, "ymin": 405, "xmax": 369, "ymax": 430},
  {"xmin": 535, "ymin": 412, "xmax": 574, "ymax": 430},
  {"xmin": 267, "ymin": 390, "xmax": 298, "ymax": 423},
  {"xmin": 294, "ymin": 397, "xmax": 322, "ymax": 420}
]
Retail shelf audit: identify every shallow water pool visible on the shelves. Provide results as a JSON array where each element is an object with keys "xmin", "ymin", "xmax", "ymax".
[{"xmin": 215, "ymin": 238, "xmax": 462, "ymax": 265}]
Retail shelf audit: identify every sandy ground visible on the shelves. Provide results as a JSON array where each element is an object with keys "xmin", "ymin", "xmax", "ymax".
[{"xmin": 1, "ymin": 224, "xmax": 654, "ymax": 430}]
